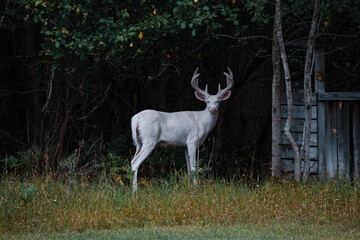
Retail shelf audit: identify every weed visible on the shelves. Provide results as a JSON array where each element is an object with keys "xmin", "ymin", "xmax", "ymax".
[{"xmin": 0, "ymin": 176, "xmax": 359, "ymax": 237}]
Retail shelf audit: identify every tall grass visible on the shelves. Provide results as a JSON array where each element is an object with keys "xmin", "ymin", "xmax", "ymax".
[{"xmin": 1, "ymin": 176, "xmax": 360, "ymax": 236}]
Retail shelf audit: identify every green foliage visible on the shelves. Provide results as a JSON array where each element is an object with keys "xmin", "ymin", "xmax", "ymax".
[
  {"xmin": 19, "ymin": 184, "xmax": 37, "ymax": 203},
  {"xmin": 246, "ymin": 0, "xmax": 360, "ymax": 38},
  {"xmin": 78, "ymin": 136, "xmax": 132, "ymax": 182},
  {"xmin": 19, "ymin": 0, "xmax": 250, "ymax": 69},
  {"xmin": 13, "ymin": 0, "xmax": 359, "ymax": 74},
  {"xmin": 0, "ymin": 146, "xmax": 41, "ymax": 175}
]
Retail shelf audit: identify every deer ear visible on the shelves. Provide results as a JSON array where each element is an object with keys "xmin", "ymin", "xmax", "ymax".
[
  {"xmin": 219, "ymin": 90, "xmax": 231, "ymax": 101},
  {"xmin": 195, "ymin": 91, "xmax": 207, "ymax": 101}
]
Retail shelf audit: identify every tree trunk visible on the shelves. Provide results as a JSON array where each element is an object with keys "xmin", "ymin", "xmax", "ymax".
[
  {"xmin": 302, "ymin": 0, "xmax": 321, "ymax": 183},
  {"xmin": 20, "ymin": 21, "xmax": 42, "ymax": 144},
  {"xmin": 271, "ymin": 19, "xmax": 282, "ymax": 178},
  {"xmin": 275, "ymin": 0, "xmax": 301, "ymax": 182}
]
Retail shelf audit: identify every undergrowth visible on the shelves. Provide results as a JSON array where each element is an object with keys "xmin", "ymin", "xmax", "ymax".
[{"xmin": 1, "ymin": 176, "xmax": 359, "ymax": 236}]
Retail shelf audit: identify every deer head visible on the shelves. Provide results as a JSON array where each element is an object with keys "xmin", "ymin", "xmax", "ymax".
[{"xmin": 191, "ymin": 67, "xmax": 234, "ymax": 114}]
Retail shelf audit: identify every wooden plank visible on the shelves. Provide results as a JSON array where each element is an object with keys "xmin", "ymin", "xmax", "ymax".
[
  {"xmin": 281, "ymin": 105, "xmax": 317, "ymax": 119},
  {"xmin": 325, "ymin": 102, "xmax": 338, "ymax": 178},
  {"xmin": 318, "ymin": 92, "xmax": 360, "ymax": 101},
  {"xmin": 314, "ymin": 48, "xmax": 325, "ymax": 178},
  {"xmin": 282, "ymin": 159, "xmax": 319, "ymax": 174},
  {"xmin": 314, "ymin": 48, "xmax": 325, "ymax": 93},
  {"xmin": 289, "ymin": 39, "xmax": 360, "ymax": 48},
  {"xmin": 353, "ymin": 102, "xmax": 360, "ymax": 180},
  {"xmin": 281, "ymin": 92, "xmax": 317, "ymax": 105},
  {"xmin": 318, "ymin": 101, "xmax": 326, "ymax": 178},
  {"xmin": 337, "ymin": 102, "xmax": 350, "ymax": 180},
  {"xmin": 281, "ymin": 119, "xmax": 317, "ymax": 133},
  {"xmin": 281, "ymin": 133, "xmax": 317, "ymax": 147},
  {"xmin": 281, "ymin": 146, "xmax": 318, "ymax": 160}
]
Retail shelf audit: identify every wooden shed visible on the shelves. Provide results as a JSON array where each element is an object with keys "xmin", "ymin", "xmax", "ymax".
[{"xmin": 280, "ymin": 47, "xmax": 360, "ymax": 180}]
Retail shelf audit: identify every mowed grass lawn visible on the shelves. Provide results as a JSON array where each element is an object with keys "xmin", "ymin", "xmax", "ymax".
[
  {"xmin": 5, "ymin": 223, "xmax": 360, "ymax": 240},
  {"xmin": 1, "ymin": 177, "xmax": 360, "ymax": 239}
]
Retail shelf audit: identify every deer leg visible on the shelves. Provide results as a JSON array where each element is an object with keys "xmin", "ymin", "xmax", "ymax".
[
  {"xmin": 131, "ymin": 143, "xmax": 156, "ymax": 193},
  {"xmin": 186, "ymin": 144, "xmax": 198, "ymax": 186},
  {"xmin": 133, "ymin": 169, "xmax": 138, "ymax": 193},
  {"xmin": 185, "ymin": 148, "xmax": 191, "ymax": 175},
  {"xmin": 134, "ymin": 143, "xmax": 142, "ymax": 157}
]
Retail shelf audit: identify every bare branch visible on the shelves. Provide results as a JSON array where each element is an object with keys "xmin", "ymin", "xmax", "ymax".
[
  {"xmin": 0, "ymin": 0, "xmax": 10, "ymax": 29},
  {"xmin": 76, "ymin": 84, "xmax": 112, "ymax": 120},
  {"xmin": 42, "ymin": 67, "xmax": 55, "ymax": 112}
]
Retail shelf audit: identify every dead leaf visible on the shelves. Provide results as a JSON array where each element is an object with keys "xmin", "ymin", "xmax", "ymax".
[
  {"xmin": 339, "ymin": 101, "xmax": 343, "ymax": 109},
  {"xmin": 317, "ymin": 72, "xmax": 323, "ymax": 81},
  {"xmin": 115, "ymin": 175, "xmax": 122, "ymax": 182}
]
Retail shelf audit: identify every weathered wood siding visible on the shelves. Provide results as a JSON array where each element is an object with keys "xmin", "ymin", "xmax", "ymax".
[
  {"xmin": 322, "ymin": 101, "xmax": 359, "ymax": 179},
  {"xmin": 353, "ymin": 103, "xmax": 360, "ymax": 180},
  {"xmin": 278, "ymin": 48, "xmax": 360, "ymax": 179},
  {"xmin": 280, "ymin": 95, "xmax": 360, "ymax": 178},
  {"xmin": 280, "ymin": 93, "xmax": 318, "ymax": 174}
]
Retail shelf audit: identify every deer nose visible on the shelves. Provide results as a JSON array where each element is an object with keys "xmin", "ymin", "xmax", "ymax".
[{"xmin": 210, "ymin": 106, "xmax": 217, "ymax": 112}]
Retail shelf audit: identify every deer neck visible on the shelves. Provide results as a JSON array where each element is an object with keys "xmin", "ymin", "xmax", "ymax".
[{"xmin": 199, "ymin": 109, "xmax": 219, "ymax": 131}]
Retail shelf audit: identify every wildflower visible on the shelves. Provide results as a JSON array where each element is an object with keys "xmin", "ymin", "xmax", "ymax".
[
  {"xmin": 138, "ymin": 31, "xmax": 143, "ymax": 40},
  {"xmin": 130, "ymin": 42, "xmax": 133, "ymax": 47}
]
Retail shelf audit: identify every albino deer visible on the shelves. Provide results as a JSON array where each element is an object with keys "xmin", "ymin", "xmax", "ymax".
[{"xmin": 130, "ymin": 67, "xmax": 234, "ymax": 192}]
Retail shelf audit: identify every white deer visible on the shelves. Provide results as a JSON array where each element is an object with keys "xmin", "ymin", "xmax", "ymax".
[{"xmin": 130, "ymin": 67, "xmax": 234, "ymax": 192}]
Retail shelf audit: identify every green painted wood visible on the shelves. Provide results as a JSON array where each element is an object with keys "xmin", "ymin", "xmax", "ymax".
[
  {"xmin": 281, "ymin": 146, "xmax": 318, "ymax": 160},
  {"xmin": 337, "ymin": 102, "xmax": 350, "ymax": 180},
  {"xmin": 281, "ymin": 119, "xmax": 317, "ymax": 133},
  {"xmin": 353, "ymin": 102, "xmax": 360, "ymax": 180},
  {"xmin": 314, "ymin": 48, "xmax": 325, "ymax": 93},
  {"xmin": 282, "ymin": 159, "xmax": 318, "ymax": 174},
  {"xmin": 325, "ymin": 102, "xmax": 338, "ymax": 178},
  {"xmin": 281, "ymin": 105, "xmax": 317, "ymax": 119},
  {"xmin": 281, "ymin": 133, "xmax": 317, "ymax": 146},
  {"xmin": 314, "ymin": 48, "xmax": 326, "ymax": 178},
  {"xmin": 317, "ymin": 100, "xmax": 326, "ymax": 178},
  {"xmin": 318, "ymin": 92, "xmax": 360, "ymax": 101}
]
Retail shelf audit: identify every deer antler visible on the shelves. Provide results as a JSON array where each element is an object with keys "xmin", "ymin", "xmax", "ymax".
[
  {"xmin": 217, "ymin": 67, "xmax": 234, "ymax": 96},
  {"xmin": 191, "ymin": 67, "xmax": 208, "ymax": 94}
]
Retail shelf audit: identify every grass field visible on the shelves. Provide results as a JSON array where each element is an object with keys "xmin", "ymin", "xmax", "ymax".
[
  {"xmin": 1, "ymin": 176, "xmax": 360, "ymax": 239},
  {"xmin": 4, "ymin": 223, "xmax": 360, "ymax": 240}
]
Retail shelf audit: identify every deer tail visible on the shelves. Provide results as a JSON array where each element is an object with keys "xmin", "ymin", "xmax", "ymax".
[{"xmin": 131, "ymin": 115, "xmax": 141, "ymax": 146}]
